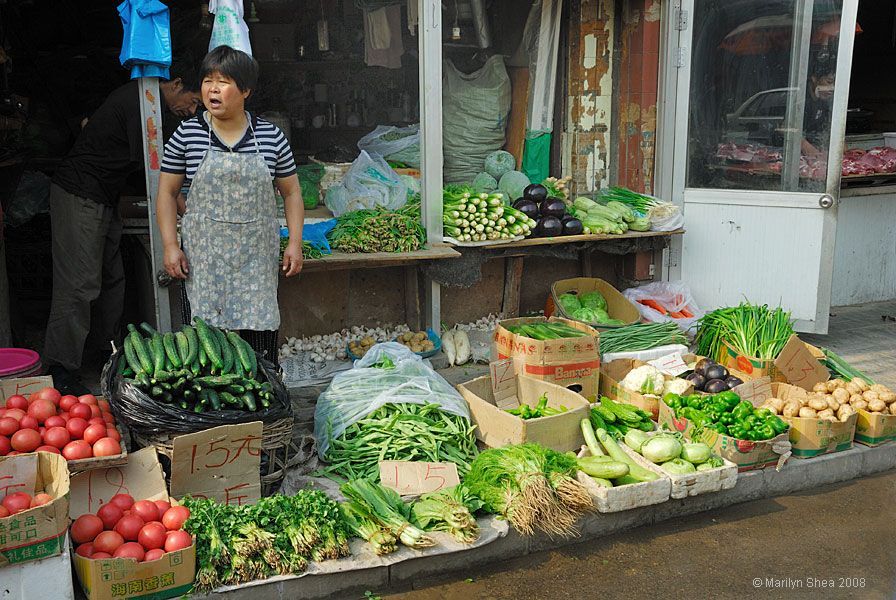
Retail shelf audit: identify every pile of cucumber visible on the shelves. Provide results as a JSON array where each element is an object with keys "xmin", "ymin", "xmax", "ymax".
[{"xmin": 119, "ymin": 318, "xmax": 275, "ymax": 414}]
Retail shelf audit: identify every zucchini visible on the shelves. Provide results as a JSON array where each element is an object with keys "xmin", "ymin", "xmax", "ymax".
[
  {"xmin": 194, "ymin": 317, "xmax": 224, "ymax": 371},
  {"xmin": 214, "ymin": 327, "xmax": 234, "ymax": 374},
  {"xmin": 163, "ymin": 333, "xmax": 183, "ymax": 369},
  {"xmin": 130, "ymin": 331, "xmax": 153, "ymax": 375},
  {"xmin": 151, "ymin": 334, "xmax": 166, "ymax": 376},
  {"xmin": 183, "ymin": 326, "xmax": 199, "ymax": 365},
  {"xmin": 577, "ymin": 457, "xmax": 629, "ymax": 479},
  {"xmin": 123, "ymin": 336, "xmax": 144, "ymax": 375}
]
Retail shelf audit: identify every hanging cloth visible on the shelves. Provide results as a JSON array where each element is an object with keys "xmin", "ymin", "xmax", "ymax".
[
  {"xmin": 208, "ymin": 0, "xmax": 253, "ymax": 55},
  {"xmin": 407, "ymin": 0, "xmax": 419, "ymax": 35},
  {"xmin": 117, "ymin": 0, "xmax": 172, "ymax": 79},
  {"xmin": 364, "ymin": 5, "xmax": 404, "ymax": 68}
]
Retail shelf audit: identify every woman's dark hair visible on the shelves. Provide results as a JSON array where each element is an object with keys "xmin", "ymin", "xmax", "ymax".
[{"xmin": 200, "ymin": 46, "xmax": 259, "ymax": 92}]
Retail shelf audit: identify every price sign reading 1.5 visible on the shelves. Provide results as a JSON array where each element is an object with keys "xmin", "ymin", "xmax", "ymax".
[
  {"xmin": 188, "ymin": 434, "xmax": 261, "ymax": 474},
  {"xmin": 378, "ymin": 461, "xmax": 460, "ymax": 495}
]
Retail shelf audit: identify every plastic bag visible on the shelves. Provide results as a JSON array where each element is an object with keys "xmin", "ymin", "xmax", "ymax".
[
  {"xmin": 296, "ymin": 164, "xmax": 325, "ymax": 209},
  {"xmin": 117, "ymin": 0, "xmax": 172, "ymax": 78},
  {"xmin": 314, "ymin": 342, "xmax": 471, "ymax": 457},
  {"xmin": 649, "ymin": 203, "xmax": 685, "ymax": 232},
  {"xmin": 208, "ymin": 0, "xmax": 252, "ymax": 55},
  {"xmin": 324, "ymin": 151, "xmax": 408, "ymax": 217},
  {"xmin": 300, "ymin": 219, "xmax": 336, "ymax": 254},
  {"xmin": 622, "ymin": 281, "xmax": 704, "ymax": 334},
  {"xmin": 442, "ymin": 56, "xmax": 511, "ymax": 184},
  {"xmin": 357, "ymin": 124, "xmax": 420, "ymax": 167},
  {"xmin": 101, "ymin": 349, "xmax": 291, "ymax": 437}
]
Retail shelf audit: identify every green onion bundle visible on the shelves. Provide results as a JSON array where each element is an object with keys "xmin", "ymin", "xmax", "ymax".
[
  {"xmin": 598, "ymin": 322, "xmax": 689, "ymax": 356},
  {"xmin": 443, "ymin": 186, "xmax": 536, "ymax": 242},
  {"xmin": 328, "ymin": 199, "xmax": 426, "ymax": 253},
  {"xmin": 696, "ymin": 302, "xmax": 794, "ymax": 360},
  {"xmin": 411, "ymin": 485, "xmax": 483, "ymax": 543},
  {"xmin": 597, "ymin": 186, "xmax": 660, "ymax": 214},
  {"xmin": 341, "ymin": 479, "xmax": 434, "ymax": 549}
]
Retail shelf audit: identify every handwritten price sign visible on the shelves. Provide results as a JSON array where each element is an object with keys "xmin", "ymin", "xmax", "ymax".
[
  {"xmin": 170, "ymin": 422, "xmax": 262, "ymax": 506},
  {"xmin": 775, "ymin": 335, "xmax": 829, "ymax": 391},
  {"xmin": 0, "ymin": 453, "xmax": 37, "ymax": 498},
  {"xmin": 70, "ymin": 447, "xmax": 167, "ymax": 517},
  {"xmin": 0, "ymin": 376, "xmax": 54, "ymax": 400},
  {"xmin": 378, "ymin": 461, "xmax": 460, "ymax": 495}
]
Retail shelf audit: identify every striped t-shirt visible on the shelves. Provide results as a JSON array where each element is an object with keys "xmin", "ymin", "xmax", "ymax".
[{"xmin": 161, "ymin": 112, "xmax": 296, "ymax": 182}]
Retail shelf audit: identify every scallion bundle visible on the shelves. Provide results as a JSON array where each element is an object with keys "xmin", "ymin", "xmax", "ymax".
[
  {"xmin": 696, "ymin": 302, "xmax": 794, "ymax": 360},
  {"xmin": 598, "ymin": 322, "xmax": 689, "ymax": 356}
]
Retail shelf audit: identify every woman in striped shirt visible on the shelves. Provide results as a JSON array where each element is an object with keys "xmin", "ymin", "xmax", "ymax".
[{"xmin": 156, "ymin": 46, "xmax": 303, "ymax": 359}]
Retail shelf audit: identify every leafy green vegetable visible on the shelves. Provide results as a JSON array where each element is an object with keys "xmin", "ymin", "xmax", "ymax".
[
  {"xmin": 411, "ymin": 485, "xmax": 482, "ymax": 543},
  {"xmin": 498, "ymin": 170, "xmax": 532, "ymax": 201},
  {"xmin": 484, "ymin": 150, "xmax": 517, "ymax": 179},
  {"xmin": 472, "ymin": 171, "xmax": 499, "ymax": 193},
  {"xmin": 571, "ymin": 306, "xmax": 608, "ymax": 323},
  {"xmin": 341, "ymin": 479, "xmax": 434, "ymax": 548},
  {"xmin": 579, "ymin": 291, "xmax": 607, "ymax": 311},
  {"xmin": 558, "ymin": 293, "xmax": 582, "ymax": 313}
]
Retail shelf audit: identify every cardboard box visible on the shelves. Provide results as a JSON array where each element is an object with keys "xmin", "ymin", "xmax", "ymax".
[
  {"xmin": 0, "ymin": 452, "xmax": 70, "ymax": 566},
  {"xmin": 855, "ymin": 410, "xmax": 896, "ymax": 447},
  {"xmin": 657, "ymin": 399, "xmax": 791, "ymax": 472},
  {"xmin": 716, "ymin": 335, "xmax": 828, "ymax": 391},
  {"xmin": 575, "ymin": 444, "xmax": 671, "ymax": 512},
  {"xmin": 492, "ymin": 316, "xmax": 601, "ymax": 400},
  {"xmin": 549, "ymin": 277, "xmax": 640, "ymax": 330},
  {"xmin": 768, "ymin": 383, "xmax": 858, "ymax": 458},
  {"xmin": 457, "ymin": 372, "xmax": 591, "ymax": 452},
  {"xmin": 599, "ymin": 358, "xmax": 693, "ymax": 419},
  {"xmin": 70, "ymin": 448, "xmax": 196, "ymax": 600},
  {"xmin": 1, "ymin": 532, "xmax": 75, "ymax": 599}
]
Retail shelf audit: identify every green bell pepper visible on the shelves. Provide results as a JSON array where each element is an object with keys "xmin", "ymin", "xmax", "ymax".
[
  {"xmin": 753, "ymin": 407, "xmax": 773, "ymax": 419},
  {"xmin": 754, "ymin": 424, "xmax": 775, "ymax": 440},
  {"xmin": 664, "ymin": 393, "xmax": 683, "ymax": 409},
  {"xmin": 685, "ymin": 394, "xmax": 704, "ymax": 409},
  {"xmin": 732, "ymin": 401, "xmax": 754, "ymax": 421},
  {"xmin": 767, "ymin": 415, "xmax": 788, "ymax": 435},
  {"xmin": 717, "ymin": 391, "xmax": 741, "ymax": 411},
  {"xmin": 707, "ymin": 423, "xmax": 728, "ymax": 435},
  {"xmin": 719, "ymin": 412, "xmax": 736, "ymax": 426},
  {"xmin": 727, "ymin": 424, "xmax": 746, "ymax": 439}
]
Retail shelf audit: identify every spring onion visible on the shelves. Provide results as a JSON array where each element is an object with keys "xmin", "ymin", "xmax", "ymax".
[
  {"xmin": 341, "ymin": 479, "xmax": 434, "ymax": 548},
  {"xmin": 597, "ymin": 322, "xmax": 688, "ymax": 356},
  {"xmin": 696, "ymin": 302, "xmax": 794, "ymax": 360}
]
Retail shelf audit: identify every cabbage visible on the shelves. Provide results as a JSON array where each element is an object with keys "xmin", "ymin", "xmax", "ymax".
[
  {"xmin": 498, "ymin": 170, "xmax": 531, "ymax": 201},
  {"xmin": 661, "ymin": 458, "xmax": 697, "ymax": 475},
  {"xmin": 484, "ymin": 150, "xmax": 517, "ymax": 179},
  {"xmin": 680, "ymin": 442, "xmax": 712, "ymax": 464},
  {"xmin": 571, "ymin": 307, "xmax": 605, "ymax": 323},
  {"xmin": 630, "ymin": 216, "xmax": 651, "ymax": 232},
  {"xmin": 558, "ymin": 293, "xmax": 581, "ymax": 313},
  {"xmin": 579, "ymin": 291, "xmax": 607, "ymax": 311},
  {"xmin": 472, "ymin": 171, "xmax": 498, "ymax": 193},
  {"xmin": 640, "ymin": 435, "xmax": 682, "ymax": 463}
]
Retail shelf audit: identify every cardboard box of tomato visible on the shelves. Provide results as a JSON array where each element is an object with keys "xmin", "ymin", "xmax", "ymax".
[
  {"xmin": 0, "ymin": 451, "xmax": 71, "ymax": 566},
  {"xmin": 69, "ymin": 448, "xmax": 196, "ymax": 600}
]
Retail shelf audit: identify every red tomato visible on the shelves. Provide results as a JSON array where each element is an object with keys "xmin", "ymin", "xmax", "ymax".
[
  {"xmin": 153, "ymin": 500, "xmax": 171, "ymax": 515},
  {"xmin": 27, "ymin": 399, "xmax": 56, "ymax": 424},
  {"xmin": 114, "ymin": 514, "xmax": 145, "ymax": 541},
  {"xmin": 30, "ymin": 493, "xmax": 53, "ymax": 507},
  {"xmin": 71, "ymin": 514, "xmax": 104, "ymax": 544},
  {"xmin": 93, "ymin": 530, "xmax": 124, "ymax": 554},
  {"xmin": 44, "ymin": 415, "xmax": 66, "ymax": 428},
  {"xmin": 109, "ymin": 493, "xmax": 134, "ymax": 511},
  {"xmin": 59, "ymin": 395, "xmax": 79, "ymax": 412},
  {"xmin": 131, "ymin": 500, "xmax": 160, "ymax": 523},
  {"xmin": 62, "ymin": 440, "xmax": 93, "ymax": 460},
  {"xmin": 0, "ymin": 505, "xmax": 8, "ymax": 517},
  {"xmin": 66, "ymin": 417, "xmax": 89, "ymax": 439},
  {"xmin": 137, "ymin": 522, "xmax": 167, "ymax": 550},
  {"xmin": 105, "ymin": 428, "xmax": 121, "ymax": 441},
  {"xmin": 92, "ymin": 438, "xmax": 121, "ymax": 457},
  {"xmin": 87, "ymin": 417, "xmax": 105, "ymax": 427},
  {"xmin": 98, "ymin": 399, "xmax": 111, "ymax": 411},
  {"xmin": 143, "ymin": 548, "xmax": 165, "ymax": 562},
  {"xmin": 90, "ymin": 551, "xmax": 112, "ymax": 559},
  {"xmin": 82, "ymin": 423, "xmax": 107, "ymax": 445},
  {"xmin": 69, "ymin": 403, "xmax": 92, "ymax": 420},
  {"xmin": 97, "ymin": 502, "xmax": 124, "ymax": 530},
  {"xmin": 0, "ymin": 417, "xmax": 18, "ymax": 436},
  {"xmin": 88, "ymin": 405, "xmax": 100, "ymax": 419},
  {"xmin": 103, "ymin": 412, "xmax": 116, "ymax": 424},
  {"xmin": 5, "ymin": 395, "xmax": 27, "ymax": 410},
  {"xmin": 75, "ymin": 542, "xmax": 94, "ymax": 558},
  {"xmin": 11, "ymin": 429, "xmax": 41, "ymax": 452},
  {"xmin": 113, "ymin": 542, "xmax": 145, "ymax": 561},
  {"xmin": 1, "ymin": 492, "xmax": 31, "ymax": 515},
  {"xmin": 78, "ymin": 394, "xmax": 98, "ymax": 406},
  {"xmin": 33, "ymin": 387, "xmax": 61, "ymax": 405},
  {"xmin": 4, "ymin": 409, "xmax": 24, "ymax": 422},
  {"xmin": 59, "ymin": 413, "xmax": 70, "ymax": 422},
  {"xmin": 35, "ymin": 445, "xmax": 61, "ymax": 454},
  {"xmin": 43, "ymin": 426, "xmax": 71, "ymax": 449},
  {"xmin": 18, "ymin": 416, "xmax": 38, "ymax": 431},
  {"xmin": 161, "ymin": 505, "xmax": 191, "ymax": 531},
  {"xmin": 0, "ymin": 436, "xmax": 10, "ymax": 456},
  {"xmin": 164, "ymin": 530, "xmax": 193, "ymax": 552}
]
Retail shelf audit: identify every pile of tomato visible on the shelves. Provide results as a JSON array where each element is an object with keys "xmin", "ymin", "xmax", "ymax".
[
  {"xmin": 71, "ymin": 493, "xmax": 192, "ymax": 562},
  {"xmin": 0, "ymin": 387, "xmax": 121, "ymax": 459},
  {"xmin": 0, "ymin": 490, "xmax": 54, "ymax": 517}
]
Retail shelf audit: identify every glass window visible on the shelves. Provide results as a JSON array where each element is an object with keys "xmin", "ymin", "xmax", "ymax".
[{"xmin": 686, "ymin": 0, "xmax": 844, "ymax": 192}]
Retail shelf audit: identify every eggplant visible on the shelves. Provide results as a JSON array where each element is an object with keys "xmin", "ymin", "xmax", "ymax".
[
  {"xmin": 725, "ymin": 376, "xmax": 744, "ymax": 389},
  {"xmin": 512, "ymin": 198, "xmax": 539, "ymax": 220},
  {"xmin": 562, "ymin": 218, "xmax": 584, "ymax": 236},
  {"xmin": 694, "ymin": 358, "xmax": 715, "ymax": 375},
  {"xmin": 539, "ymin": 197, "xmax": 567, "ymax": 218},
  {"xmin": 704, "ymin": 364, "xmax": 729, "ymax": 382},
  {"xmin": 523, "ymin": 183, "xmax": 548, "ymax": 204},
  {"xmin": 538, "ymin": 216, "xmax": 563, "ymax": 237},
  {"xmin": 685, "ymin": 372, "xmax": 706, "ymax": 391},
  {"xmin": 704, "ymin": 379, "xmax": 729, "ymax": 394}
]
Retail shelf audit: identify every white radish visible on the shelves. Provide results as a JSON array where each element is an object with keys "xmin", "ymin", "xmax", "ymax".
[
  {"xmin": 454, "ymin": 330, "xmax": 471, "ymax": 365},
  {"xmin": 442, "ymin": 330, "xmax": 457, "ymax": 366}
]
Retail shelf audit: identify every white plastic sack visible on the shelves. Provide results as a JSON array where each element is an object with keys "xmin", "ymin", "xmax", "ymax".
[
  {"xmin": 649, "ymin": 203, "xmax": 685, "ymax": 232},
  {"xmin": 357, "ymin": 124, "xmax": 420, "ymax": 167},
  {"xmin": 208, "ymin": 0, "xmax": 252, "ymax": 55},
  {"xmin": 324, "ymin": 150, "xmax": 408, "ymax": 217},
  {"xmin": 314, "ymin": 343, "xmax": 471, "ymax": 458},
  {"xmin": 622, "ymin": 281, "xmax": 704, "ymax": 334}
]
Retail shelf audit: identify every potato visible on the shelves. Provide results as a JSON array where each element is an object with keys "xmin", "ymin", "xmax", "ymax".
[
  {"xmin": 799, "ymin": 406, "xmax": 818, "ymax": 418},
  {"xmin": 855, "ymin": 378, "xmax": 870, "ymax": 392},
  {"xmin": 836, "ymin": 404, "xmax": 854, "ymax": 419},
  {"xmin": 845, "ymin": 382, "xmax": 861, "ymax": 395},
  {"xmin": 761, "ymin": 403, "xmax": 780, "ymax": 415},
  {"xmin": 826, "ymin": 396, "xmax": 840, "ymax": 411},
  {"xmin": 870, "ymin": 384, "xmax": 889, "ymax": 394},
  {"xmin": 767, "ymin": 397, "xmax": 785, "ymax": 411},
  {"xmin": 808, "ymin": 397, "xmax": 829, "ymax": 411},
  {"xmin": 890, "ymin": 403, "xmax": 896, "ymax": 416},
  {"xmin": 863, "ymin": 390, "xmax": 880, "ymax": 402},
  {"xmin": 852, "ymin": 400, "xmax": 869, "ymax": 411},
  {"xmin": 817, "ymin": 408, "xmax": 835, "ymax": 420},
  {"xmin": 826, "ymin": 380, "xmax": 842, "ymax": 393},
  {"xmin": 783, "ymin": 401, "xmax": 801, "ymax": 418},
  {"xmin": 868, "ymin": 399, "xmax": 887, "ymax": 413},
  {"xmin": 879, "ymin": 391, "xmax": 896, "ymax": 404},
  {"xmin": 831, "ymin": 388, "xmax": 849, "ymax": 404},
  {"xmin": 813, "ymin": 382, "xmax": 828, "ymax": 393}
]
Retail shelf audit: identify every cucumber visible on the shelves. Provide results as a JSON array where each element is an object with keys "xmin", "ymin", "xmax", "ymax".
[
  {"xmin": 194, "ymin": 374, "xmax": 242, "ymax": 387},
  {"xmin": 194, "ymin": 317, "xmax": 224, "ymax": 371},
  {"xmin": 135, "ymin": 372, "xmax": 151, "ymax": 389},
  {"xmin": 577, "ymin": 457, "xmax": 630, "ymax": 479},
  {"xmin": 163, "ymin": 333, "xmax": 183, "ymax": 369},
  {"xmin": 259, "ymin": 394, "xmax": 271, "ymax": 408},
  {"xmin": 139, "ymin": 321, "xmax": 159, "ymax": 337},
  {"xmin": 130, "ymin": 331, "xmax": 153, "ymax": 375},
  {"xmin": 220, "ymin": 391, "xmax": 241, "ymax": 406},
  {"xmin": 150, "ymin": 385, "xmax": 165, "ymax": 398},
  {"xmin": 175, "ymin": 332, "xmax": 190, "ymax": 366},
  {"xmin": 227, "ymin": 331, "xmax": 254, "ymax": 377},
  {"xmin": 227, "ymin": 384, "xmax": 246, "ymax": 395},
  {"xmin": 122, "ymin": 366, "xmax": 134, "ymax": 377},
  {"xmin": 183, "ymin": 326, "xmax": 199, "ymax": 365},
  {"xmin": 151, "ymin": 333, "xmax": 166, "ymax": 375},
  {"xmin": 123, "ymin": 336, "xmax": 144, "ymax": 375},
  {"xmin": 206, "ymin": 389, "xmax": 222, "ymax": 411},
  {"xmin": 198, "ymin": 341, "xmax": 208, "ymax": 369},
  {"xmin": 152, "ymin": 370, "xmax": 174, "ymax": 383},
  {"xmin": 241, "ymin": 391, "xmax": 257, "ymax": 411},
  {"xmin": 194, "ymin": 403, "xmax": 205, "ymax": 414},
  {"xmin": 214, "ymin": 327, "xmax": 234, "ymax": 374}
]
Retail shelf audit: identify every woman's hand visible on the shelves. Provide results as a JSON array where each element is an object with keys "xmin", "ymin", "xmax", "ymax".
[
  {"xmin": 282, "ymin": 241, "xmax": 303, "ymax": 277},
  {"xmin": 164, "ymin": 244, "xmax": 190, "ymax": 279}
]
